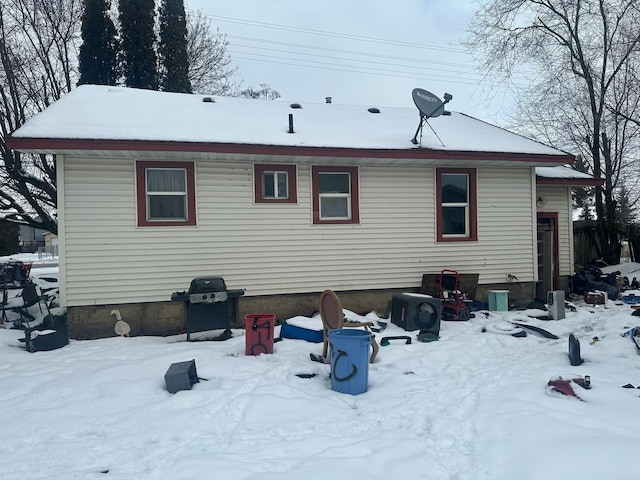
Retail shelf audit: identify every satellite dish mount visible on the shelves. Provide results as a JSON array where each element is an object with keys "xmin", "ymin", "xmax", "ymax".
[{"xmin": 410, "ymin": 89, "xmax": 452, "ymax": 146}]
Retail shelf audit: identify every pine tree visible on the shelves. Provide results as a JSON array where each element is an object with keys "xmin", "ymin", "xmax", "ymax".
[
  {"xmin": 78, "ymin": 0, "xmax": 119, "ymax": 86},
  {"xmin": 118, "ymin": 0, "xmax": 157, "ymax": 90},
  {"xmin": 158, "ymin": 0, "xmax": 192, "ymax": 93},
  {"xmin": 0, "ymin": 220, "xmax": 20, "ymax": 256},
  {"xmin": 572, "ymin": 155, "xmax": 594, "ymax": 220},
  {"xmin": 616, "ymin": 185, "xmax": 637, "ymax": 226}
]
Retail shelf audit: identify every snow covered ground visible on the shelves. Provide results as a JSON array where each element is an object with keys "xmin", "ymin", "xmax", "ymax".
[{"xmin": 1, "ymin": 255, "xmax": 640, "ymax": 480}]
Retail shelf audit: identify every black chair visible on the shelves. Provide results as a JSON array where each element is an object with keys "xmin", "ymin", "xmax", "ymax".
[
  {"xmin": 13, "ymin": 283, "xmax": 44, "ymax": 326},
  {"xmin": 1, "ymin": 288, "xmax": 8, "ymax": 323},
  {"xmin": 15, "ymin": 287, "xmax": 68, "ymax": 352},
  {"xmin": 21, "ymin": 314, "xmax": 69, "ymax": 352}
]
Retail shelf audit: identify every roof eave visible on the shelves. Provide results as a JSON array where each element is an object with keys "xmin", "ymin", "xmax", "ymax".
[
  {"xmin": 536, "ymin": 176, "xmax": 604, "ymax": 187},
  {"xmin": 6, "ymin": 136, "xmax": 574, "ymax": 165}
]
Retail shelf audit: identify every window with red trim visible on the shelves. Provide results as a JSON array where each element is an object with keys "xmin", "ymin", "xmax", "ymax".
[
  {"xmin": 254, "ymin": 164, "xmax": 297, "ymax": 203},
  {"xmin": 436, "ymin": 167, "xmax": 477, "ymax": 241},
  {"xmin": 136, "ymin": 161, "xmax": 196, "ymax": 227},
  {"xmin": 312, "ymin": 166, "xmax": 359, "ymax": 224}
]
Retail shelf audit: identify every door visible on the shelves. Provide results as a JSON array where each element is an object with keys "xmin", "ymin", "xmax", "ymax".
[{"xmin": 537, "ymin": 213, "xmax": 559, "ymax": 300}]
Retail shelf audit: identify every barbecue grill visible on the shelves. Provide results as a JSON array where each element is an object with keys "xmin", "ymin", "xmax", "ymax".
[{"xmin": 171, "ymin": 276, "xmax": 244, "ymax": 341}]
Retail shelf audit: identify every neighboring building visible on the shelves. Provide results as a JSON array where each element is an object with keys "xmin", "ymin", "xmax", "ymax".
[
  {"xmin": 43, "ymin": 232, "xmax": 58, "ymax": 256},
  {"xmin": 19, "ymin": 224, "xmax": 47, "ymax": 253},
  {"xmin": 7, "ymin": 85, "xmax": 602, "ymax": 338}
]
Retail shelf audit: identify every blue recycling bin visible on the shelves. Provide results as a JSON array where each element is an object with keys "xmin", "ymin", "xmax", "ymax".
[{"xmin": 328, "ymin": 329, "xmax": 371, "ymax": 395}]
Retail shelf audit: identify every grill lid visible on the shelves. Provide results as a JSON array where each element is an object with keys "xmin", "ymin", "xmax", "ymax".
[{"xmin": 188, "ymin": 276, "xmax": 227, "ymax": 293}]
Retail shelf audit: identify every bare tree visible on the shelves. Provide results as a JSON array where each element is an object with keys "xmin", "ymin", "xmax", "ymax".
[
  {"xmin": 0, "ymin": 1, "xmax": 272, "ymax": 237},
  {"xmin": 466, "ymin": 0, "xmax": 640, "ymax": 264},
  {"xmin": 185, "ymin": 9, "xmax": 238, "ymax": 95},
  {"xmin": 238, "ymin": 83, "xmax": 281, "ymax": 101},
  {"xmin": 0, "ymin": 0, "xmax": 82, "ymax": 235}
]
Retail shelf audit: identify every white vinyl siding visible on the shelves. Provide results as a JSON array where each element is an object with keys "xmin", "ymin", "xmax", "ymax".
[{"xmin": 59, "ymin": 156, "xmax": 538, "ymax": 306}]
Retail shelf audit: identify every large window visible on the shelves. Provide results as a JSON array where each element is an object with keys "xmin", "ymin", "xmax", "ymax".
[
  {"xmin": 254, "ymin": 164, "xmax": 297, "ymax": 203},
  {"xmin": 136, "ymin": 161, "xmax": 196, "ymax": 227},
  {"xmin": 436, "ymin": 168, "xmax": 477, "ymax": 241},
  {"xmin": 312, "ymin": 166, "xmax": 359, "ymax": 224}
]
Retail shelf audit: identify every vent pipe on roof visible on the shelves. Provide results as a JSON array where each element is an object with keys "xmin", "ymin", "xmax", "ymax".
[
  {"xmin": 288, "ymin": 113, "xmax": 294, "ymax": 134},
  {"xmin": 325, "ymin": 97, "xmax": 332, "ymax": 104}
]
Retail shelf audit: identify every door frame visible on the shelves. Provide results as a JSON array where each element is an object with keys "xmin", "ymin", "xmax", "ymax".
[{"xmin": 537, "ymin": 212, "xmax": 560, "ymax": 294}]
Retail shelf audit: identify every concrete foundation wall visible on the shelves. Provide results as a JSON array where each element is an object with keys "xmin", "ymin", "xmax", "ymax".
[{"xmin": 66, "ymin": 279, "xmax": 557, "ymax": 340}]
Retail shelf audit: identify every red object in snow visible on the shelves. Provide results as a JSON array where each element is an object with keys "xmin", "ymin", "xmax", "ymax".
[
  {"xmin": 245, "ymin": 314, "xmax": 276, "ymax": 355},
  {"xmin": 547, "ymin": 375, "xmax": 591, "ymax": 401}
]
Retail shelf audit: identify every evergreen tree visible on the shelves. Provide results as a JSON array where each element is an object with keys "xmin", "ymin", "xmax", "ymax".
[
  {"xmin": 616, "ymin": 185, "xmax": 637, "ymax": 227},
  {"xmin": 572, "ymin": 155, "xmax": 594, "ymax": 220},
  {"xmin": 158, "ymin": 0, "xmax": 191, "ymax": 93},
  {"xmin": 0, "ymin": 221, "xmax": 20, "ymax": 256},
  {"xmin": 78, "ymin": 0, "xmax": 119, "ymax": 86},
  {"xmin": 118, "ymin": 0, "xmax": 157, "ymax": 89}
]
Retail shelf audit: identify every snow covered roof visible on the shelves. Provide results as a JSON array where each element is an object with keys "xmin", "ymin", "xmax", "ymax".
[
  {"xmin": 536, "ymin": 166, "xmax": 604, "ymax": 186},
  {"xmin": 9, "ymin": 85, "xmax": 574, "ymax": 165}
]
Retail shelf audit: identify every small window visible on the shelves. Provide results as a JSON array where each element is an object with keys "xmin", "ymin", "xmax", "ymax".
[
  {"xmin": 136, "ymin": 161, "xmax": 196, "ymax": 227},
  {"xmin": 254, "ymin": 164, "xmax": 297, "ymax": 203},
  {"xmin": 436, "ymin": 168, "xmax": 477, "ymax": 241},
  {"xmin": 312, "ymin": 166, "xmax": 359, "ymax": 224}
]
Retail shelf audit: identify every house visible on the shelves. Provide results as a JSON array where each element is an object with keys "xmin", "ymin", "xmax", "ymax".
[
  {"xmin": 43, "ymin": 232, "xmax": 58, "ymax": 256},
  {"xmin": 18, "ymin": 223, "xmax": 47, "ymax": 253},
  {"xmin": 7, "ymin": 85, "xmax": 601, "ymax": 339}
]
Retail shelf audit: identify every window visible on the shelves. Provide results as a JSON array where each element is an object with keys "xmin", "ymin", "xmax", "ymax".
[
  {"xmin": 436, "ymin": 168, "xmax": 477, "ymax": 241},
  {"xmin": 136, "ymin": 161, "xmax": 196, "ymax": 227},
  {"xmin": 254, "ymin": 164, "xmax": 297, "ymax": 203},
  {"xmin": 312, "ymin": 166, "xmax": 359, "ymax": 224}
]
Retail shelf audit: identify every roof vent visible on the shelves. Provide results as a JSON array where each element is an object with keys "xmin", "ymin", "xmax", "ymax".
[
  {"xmin": 368, "ymin": 107, "xmax": 380, "ymax": 114},
  {"xmin": 202, "ymin": 97, "xmax": 214, "ymax": 103},
  {"xmin": 290, "ymin": 103, "xmax": 302, "ymax": 109},
  {"xmin": 325, "ymin": 97, "xmax": 332, "ymax": 104}
]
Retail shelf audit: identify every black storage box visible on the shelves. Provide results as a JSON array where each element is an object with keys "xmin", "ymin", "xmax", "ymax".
[
  {"xmin": 164, "ymin": 359, "xmax": 199, "ymax": 393},
  {"xmin": 390, "ymin": 293, "xmax": 442, "ymax": 334}
]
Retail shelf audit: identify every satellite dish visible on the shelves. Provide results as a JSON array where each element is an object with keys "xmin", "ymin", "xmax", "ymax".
[
  {"xmin": 410, "ymin": 88, "xmax": 453, "ymax": 146},
  {"xmin": 412, "ymin": 88, "xmax": 444, "ymax": 118}
]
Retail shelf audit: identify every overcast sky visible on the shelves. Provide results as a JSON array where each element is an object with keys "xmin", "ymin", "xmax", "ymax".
[{"xmin": 185, "ymin": 0, "xmax": 517, "ymax": 125}]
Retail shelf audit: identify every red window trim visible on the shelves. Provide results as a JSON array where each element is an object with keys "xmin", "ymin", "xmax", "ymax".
[
  {"xmin": 312, "ymin": 165, "xmax": 360, "ymax": 225},
  {"xmin": 136, "ymin": 160, "xmax": 196, "ymax": 227},
  {"xmin": 254, "ymin": 163, "xmax": 297, "ymax": 204},
  {"xmin": 436, "ymin": 167, "xmax": 477, "ymax": 242}
]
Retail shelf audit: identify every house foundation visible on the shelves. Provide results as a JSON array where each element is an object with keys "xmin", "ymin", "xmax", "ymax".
[{"xmin": 66, "ymin": 282, "xmax": 542, "ymax": 340}]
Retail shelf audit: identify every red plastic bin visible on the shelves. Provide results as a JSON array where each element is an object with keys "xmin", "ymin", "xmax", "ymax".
[
  {"xmin": 21, "ymin": 262, "xmax": 33, "ymax": 278},
  {"xmin": 245, "ymin": 314, "xmax": 276, "ymax": 355}
]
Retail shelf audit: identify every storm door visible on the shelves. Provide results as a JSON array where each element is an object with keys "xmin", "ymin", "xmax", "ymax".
[{"xmin": 536, "ymin": 213, "xmax": 558, "ymax": 299}]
